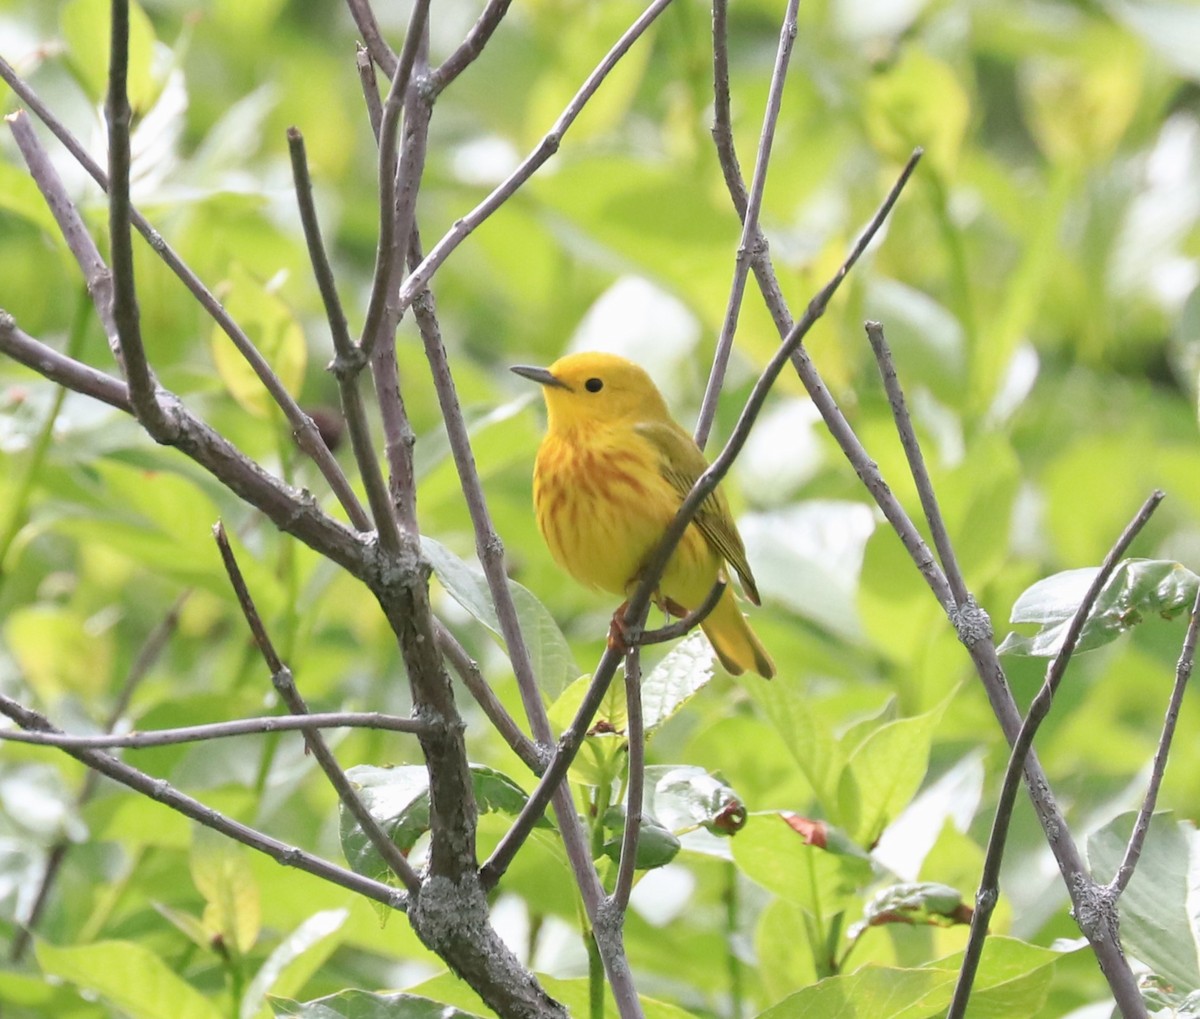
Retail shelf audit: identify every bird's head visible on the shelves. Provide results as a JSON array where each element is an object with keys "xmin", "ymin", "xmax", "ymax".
[{"xmin": 511, "ymin": 352, "xmax": 670, "ymax": 431}]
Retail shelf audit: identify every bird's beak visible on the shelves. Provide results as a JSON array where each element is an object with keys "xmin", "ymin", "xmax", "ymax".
[{"xmin": 511, "ymin": 364, "xmax": 571, "ymax": 390}]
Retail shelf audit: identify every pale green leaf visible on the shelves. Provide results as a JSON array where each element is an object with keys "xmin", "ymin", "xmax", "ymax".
[
  {"xmin": 422, "ymin": 536, "xmax": 578, "ymax": 698},
  {"xmin": 37, "ymin": 940, "xmax": 222, "ymax": 1019}
]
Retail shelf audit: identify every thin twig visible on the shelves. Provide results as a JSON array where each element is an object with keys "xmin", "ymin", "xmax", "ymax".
[
  {"xmin": 106, "ymin": 0, "xmax": 168, "ymax": 433},
  {"xmin": 430, "ymin": 0, "xmax": 514, "ymax": 95},
  {"xmin": 358, "ymin": 0, "xmax": 432, "ymax": 360},
  {"xmin": 482, "ymin": 640, "xmax": 624, "ymax": 887},
  {"xmin": 0, "ymin": 692, "xmax": 408, "ymax": 910},
  {"xmin": 409, "ymin": 233, "xmax": 549, "ymax": 743},
  {"xmin": 213, "ymin": 522, "xmax": 423, "ymax": 895},
  {"xmin": 693, "ymin": 0, "xmax": 798, "ymax": 450},
  {"xmin": 434, "ymin": 619, "xmax": 542, "ymax": 773},
  {"xmin": 865, "ymin": 321, "xmax": 971, "ymax": 607},
  {"xmin": 947, "ymin": 491, "xmax": 1164, "ymax": 1019},
  {"xmin": 611, "ymin": 648, "xmax": 645, "ymax": 913},
  {"xmin": 0, "ymin": 57, "xmax": 370, "ymax": 531},
  {"xmin": 711, "ymin": 0, "xmax": 748, "ymax": 221},
  {"xmin": 287, "ymin": 127, "xmax": 401, "ymax": 556},
  {"xmin": 392, "ymin": 0, "xmax": 678, "ymax": 320},
  {"xmin": 637, "ymin": 581, "xmax": 725, "ymax": 646},
  {"xmin": 6, "ymin": 112, "xmax": 120, "ymax": 363},
  {"xmin": 356, "ymin": 44, "xmax": 384, "ymax": 140},
  {"xmin": 1110, "ymin": 585, "xmax": 1200, "ymax": 896},
  {"xmin": 366, "ymin": 53, "xmax": 433, "ymax": 534},
  {"xmin": 344, "ymin": 0, "xmax": 398, "ymax": 77},
  {"xmin": 0, "ymin": 712, "xmax": 428, "ymax": 749},
  {"xmin": 0, "ymin": 311, "xmax": 129, "ymax": 410}
]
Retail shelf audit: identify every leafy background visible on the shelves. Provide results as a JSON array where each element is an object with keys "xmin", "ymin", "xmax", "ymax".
[{"xmin": 2, "ymin": 0, "xmax": 1200, "ymax": 1016}]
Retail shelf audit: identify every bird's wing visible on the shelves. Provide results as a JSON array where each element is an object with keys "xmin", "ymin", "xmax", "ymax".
[{"xmin": 635, "ymin": 420, "xmax": 761, "ymax": 605}]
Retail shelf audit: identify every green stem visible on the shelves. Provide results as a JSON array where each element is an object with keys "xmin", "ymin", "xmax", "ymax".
[
  {"xmin": 585, "ymin": 781, "xmax": 612, "ymax": 1019},
  {"xmin": 724, "ymin": 860, "xmax": 743, "ymax": 1019},
  {"xmin": 0, "ymin": 289, "xmax": 91, "ymax": 591},
  {"xmin": 587, "ymin": 928, "xmax": 604, "ymax": 1019}
]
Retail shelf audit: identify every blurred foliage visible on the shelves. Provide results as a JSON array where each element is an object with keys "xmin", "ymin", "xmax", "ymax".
[{"xmin": 2, "ymin": 0, "xmax": 1200, "ymax": 1016}]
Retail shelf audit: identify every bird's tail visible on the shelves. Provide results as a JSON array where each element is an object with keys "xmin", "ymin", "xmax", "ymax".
[{"xmin": 701, "ymin": 585, "xmax": 775, "ymax": 679}]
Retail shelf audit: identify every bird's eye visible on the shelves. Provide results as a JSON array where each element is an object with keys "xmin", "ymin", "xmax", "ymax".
[{"xmin": 585, "ymin": 377, "xmax": 603, "ymax": 393}]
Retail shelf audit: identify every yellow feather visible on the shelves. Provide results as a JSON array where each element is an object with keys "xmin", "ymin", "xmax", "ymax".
[{"xmin": 514, "ymin": 352, "xmax": 775, "ymax": 679}]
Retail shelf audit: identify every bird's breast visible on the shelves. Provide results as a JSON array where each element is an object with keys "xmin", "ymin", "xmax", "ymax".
[{"xmin": 533, "ymin": 428, "xmax": 692, "ymax": 597}]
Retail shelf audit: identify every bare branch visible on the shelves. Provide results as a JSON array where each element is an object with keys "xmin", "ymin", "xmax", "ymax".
[
  {"xmin": 865, "ymin": 320, "xmax": 970, "ymax": 607},
  {"xmin": 948, "ymin": 491, "xmax": 1164, "ymax": 1019},
  {"xmin": 711, "ymin": 0, "xmax": 748, "ymax": 222},
  {"xmin": 694, "ymin": 0, "xmax": 798, "ymax": 450},
  {"xmin": 6, "ymin": 112, "xmax": 120, "ymax": 362},
  {"xmin": 638, "ymin": 580, "xmax": 726, "ymax": 647},
  {"xmin": 0, "ymin": 312, "xmax": 130, "ymax": 411},
  {"xmin": 356, "ymin": 44, "xmax": 384, "ymax": 141},
  {"xmin": 359, "ymin": 0, "xmax": 432, "ymax": 360},
  {"xmin": 1110, "ymin": 585, "xmax": 1200, "ymax": 896},
  {"xmin": 430, "ymin": 0, "xmax": 513, "ymax": 95},
  {"xmin": 0, "ymin": 57, "xmax": 371, "ymax": 531},
  {"xmin": 365, "ymin": 54, "xmax": 433, "ymax": 533},
  {"xmin": 0, "ymin": 691, "xmax": 409, "ymax": 911},
  {"xmin": 0, "ymin": 711, "xmax": 428, "ymax": 749},
  {"xmin": 345, "ymin": 0, "xmax": 398, "ymax": 77},
  {"xmin": 611, "ymin": 648, "xmax": 645, "ymax": 914},
  {"xmin": 287, "ymin": 127, "xmax": 401, "ymax": 555},
  {"xmin": 393, "ymin": 0, "xmax": 678, "ymax": 319},
  {"xmin": 408, "ymin": 234, "xmax": 549, "ymax": 743},
  {"xmin": 106, "ymin": 0, "xmax": 168, "ymax": 433},
  {"xmin": 213, "ymin": 522, "xmax": 423, "ymax": 895}
]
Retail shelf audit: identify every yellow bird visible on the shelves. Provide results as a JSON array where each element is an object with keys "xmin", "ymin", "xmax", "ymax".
[{"xmin": 512, "ymin": 352, "xmax": 775, "ymax": 679}]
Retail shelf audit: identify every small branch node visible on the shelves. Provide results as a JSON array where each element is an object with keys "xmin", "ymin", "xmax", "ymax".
[
  {"xmin": 1070, "ymin": 878, "xmax": 1119, "ymax": 946},
  {"xmin": 951, "ymin": 599, "xmax": 993, "ymax": 648}
]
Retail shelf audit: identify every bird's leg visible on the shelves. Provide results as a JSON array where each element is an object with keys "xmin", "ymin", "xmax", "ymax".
[
  {"xmin": 660, "ymin": 596, "xmax": 689, "ymax": 618},
  {"xmin": 608, "ymin": 600, "xmax": 635, "ymax": 653}
]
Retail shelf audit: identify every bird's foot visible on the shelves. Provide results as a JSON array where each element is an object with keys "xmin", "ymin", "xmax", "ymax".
[{"xmin": 608, "ymin": 601, "xmax": 638, "ymax": 654}]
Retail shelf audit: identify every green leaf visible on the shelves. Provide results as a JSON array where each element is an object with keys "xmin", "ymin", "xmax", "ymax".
[
  {"xmin": 730, "ymin": 813, "xmax": 872, "ymax": 916},
  {"xmin": 191, "ymin": 825, "xmax": 261, "ymax": 957},
  {"xmin": 600, "ymin": 807, "xmax": 681, "ymax": 871},
  {"xmin": 210, "ymin": 265, "xmax": 307, "ymax": 419},
  {"xmin": 271, "ymin": 990, "xmax": 488, "ymax": 1018},
  {"xmin": 61, "ymin": 0, "xmax": 158, "ymax": 110},
  {"xmin": 643, "ymin": 765, "xmax": 747, "ymax": 843},
  {"xmin": 1088, "ymin": 812, "xmax": 1200, "ymax": 993},
  {"xmin": 4, "ymin": 603, "xmax": 114, "ymax": 699},
  {"xmin": 37, "ymin": 940, "xmax": 223, "ymax": 1019},
  {"xmin": 864, "ymin": 51, "xmax": 970, "ymax": 178},
  {"xmin": 422, "ymin": 536, "xmax": 578, "ymax": 698},
  {"xmin": 747, "ymin": 674, "xmax": 846, "ymax": 808},
  {"xmin": 838, "ymin": 698, "xmax": 949, "ymax": 845},
  {"xmin": 340, "ymin": 764, "xmax": 550, "ymax": 880},
  {"xmin": 757, "ymin": 937, "xmax": 1058, "ymax": 1018},
  {"xmin": 848, "ymin": 881, "xmax": 972, "ymax": 939},
  {"xmin": 999, "ymin": 558, "xmax": 1199, "ymax": 657},
  {"xmin": 641, "ymin": 631, "xmax": 717, "ymax": 733},
  {"xmin": 241, "ymin": 910, "xmax": 348, "ymax": 1019}
]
